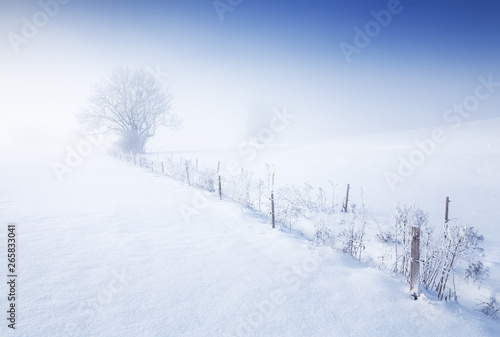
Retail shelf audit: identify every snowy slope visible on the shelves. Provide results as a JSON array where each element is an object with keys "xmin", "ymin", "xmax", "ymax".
[
  {"xmin": 154, "ymin": 118, "xmax": 500, "ymax": 306},
  {"xmin": 1, "ymin": 142, "xmax": 499, "ymax": 336}
]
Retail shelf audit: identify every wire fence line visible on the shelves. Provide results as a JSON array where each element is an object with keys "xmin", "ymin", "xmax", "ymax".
[{"xmin": 107, "ymin": 149, "xmax": 499, "ymax": 319}]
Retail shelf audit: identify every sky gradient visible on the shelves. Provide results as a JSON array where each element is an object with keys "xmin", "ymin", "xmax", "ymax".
[{"xmin": 1, "ymin": 0, "xmax": 499, "ymax": 147}]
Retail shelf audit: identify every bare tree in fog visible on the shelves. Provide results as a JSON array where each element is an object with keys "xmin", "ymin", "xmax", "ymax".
[{"xmin": 79, "ymin": 67, "xmax": 180, "ymax": 154}]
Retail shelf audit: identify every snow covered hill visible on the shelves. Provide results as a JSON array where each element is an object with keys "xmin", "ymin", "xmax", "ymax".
[
  {"xmin": 1, "ymin": 135, "xmax": 499, "ymax": 336},
  {"xmin": 153, "ymin": 118, "xmax": 500, "ymax": 310}
]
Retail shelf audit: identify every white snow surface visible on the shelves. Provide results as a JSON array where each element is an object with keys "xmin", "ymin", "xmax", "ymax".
[{"xmin": 1, "ymin": 120, "xmax": 500, "ymax": 336}]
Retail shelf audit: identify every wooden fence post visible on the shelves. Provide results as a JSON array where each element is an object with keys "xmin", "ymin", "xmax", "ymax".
[
  {"xmin": 271, "ymin": 191, "xmax": 275, "ymax": 229},
  {"xmin": 271, "ymin": 173, "xmax": 275, "ymax": 229},
  {"xmin": 161, "ymin": 162, "xmax": 164, "ymax": 174},
  {"xmin": 186, "ymin": 166, "xmax": 190, "ymax": 185},
  {"xmin": 342, "ymin": 184, "xmax": 350, "ymax": 213},
  {"xmin": 134, "ymin": 155, "xmax": 136, "ymax": 165},
  {"xmin": 217, "ymin": 161, "xmax": 222, "ymax": 200},
  {"xmin": 139, "ymin": 156, "xmax": 142, "ymax": 168},
  {"xmin": 410, "ymin": 225, "xmax": 420, "ymax": 300},
  {"xmin": 151, "ymin": 161, "xmax": 154, "ymax": 173},
  {"xmin": 218, "ymin": 176, "xmax": 222, "ymax": 200},
  {"xmin": 444, "ymin": 196, "xmax": 450, "ymax": 223},
  {"xmin": 330, "ymin": 180, "xmax": 335, "ymax": 212}
]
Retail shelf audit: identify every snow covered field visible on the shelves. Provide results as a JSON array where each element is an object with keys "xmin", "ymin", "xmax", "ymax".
[
  {"xmin": 1, "ymin": 119, "xmax": 500, "ymax": 336},
  {"xmin": 152, "ymin": 118, "xmax": 500, "ymax": 299}
]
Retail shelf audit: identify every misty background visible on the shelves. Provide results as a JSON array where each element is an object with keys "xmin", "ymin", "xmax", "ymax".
[{"xmin": 1, "ymin": 0, "xmax": 499, "ymax": 149}]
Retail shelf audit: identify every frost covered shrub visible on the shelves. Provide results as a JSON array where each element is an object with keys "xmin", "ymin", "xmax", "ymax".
[
  {"xmin": 226, "ymin": 169, "xmax": 254, "ymax": 208},
  {"xmin": 337, "ymin": 199, "xmax": 367, "ymax": 261},
  {"xmin": 162, "ymin": 156, "xmax": 187, "ymax": 181},
  {"xmin": 475, "ymin": 296, "xmax": 500, "ymax": 320},
  {"xmin": 274, "ymin": 199, "xmax": 300, "ymax": 233},
  {"xmin": 392, "ymin": 204, "xmax": 428, "ymax": 281},
  {"xmin": 387, "ymin": 203, "xmax": 488, "ymax": 301},
  {"xmin": 315, "ymin": 187, "xmax": 328, "ymax": 213},
  {"xmin": 278, "ymin": 183, "xmax": 330, "ymax": 215},
  {"xmin": 314, "ymin": 223, "xmax": 334, "ymax": 248},
  {"xmin": 423, "ymin": 221, "xmax": 486, "ymax": 301},
  {"xmin": 375, "ymin": 229, "xmax": 393, "ymax": 243},
  {"xmin": 277, "ymin": 183, "xmax": 314, "ymax": 215},
  {"xmin": 465, "ymin": 261, "xmax": 489, "ymax": 284},
  {"xmin": 137, "ymin": 155, "xmax": 153, "ymax": 170},
  {"xmin": 338, "ymin": 224, "xmax": 364, "ymax": 258},
  {"xmin": 272, "ymin": 183, "xmax": 333, "ymax": 232},
  {"xmin": 192, "ymin": 167, "xmax": 216, "ymax": 192}
]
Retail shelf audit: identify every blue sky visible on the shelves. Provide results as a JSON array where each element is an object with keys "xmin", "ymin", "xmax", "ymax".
[{"xmin": 1, "ymin": 0, "xmax": 499, "ymax": 146}]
